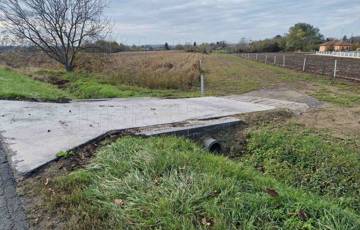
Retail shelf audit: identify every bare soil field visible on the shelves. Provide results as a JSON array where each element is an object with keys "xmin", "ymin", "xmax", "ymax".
[{"xmin": 240, "ymin": 52, "xmax": 360, "ymax": 81}]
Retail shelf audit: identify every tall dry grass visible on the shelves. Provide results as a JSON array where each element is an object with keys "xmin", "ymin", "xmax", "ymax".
[
  {"xmin": 0, "ymin": 50, "xmax": 203, "ymax": 90},
  {"xmin": 77, "ymin": 51, "xmax": 203, "ymax": 90}
]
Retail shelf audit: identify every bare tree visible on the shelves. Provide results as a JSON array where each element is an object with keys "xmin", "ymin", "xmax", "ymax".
[{"xmin": 0, "ymin": 0, "xmax": 107, "ymax": 71}]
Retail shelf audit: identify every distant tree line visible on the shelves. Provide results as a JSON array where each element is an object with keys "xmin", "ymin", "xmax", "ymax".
[
  {"xmin": 176, "ymin": 23, "xmax": 333, "ymax": 54},
  {"xmin": 82, "ymin": 40, "xmax": 176, "ymax": 53},
  {"xmin": 233, "ymin": 23, "xmax": 360, "ymax": 53},
  {"xmin": 82, "ymin": 40, "xmax": 229, "ymax": 54},
  {"xmin": 235, "ymin": 23, "xmax": 324, "ymax": 53},
  {"xmin": 176, "ymin": 23, "xmax": 360, "ymax": 54},
  {"xmin": 83, "ymin": 40, "xmax": 131, "ymax": 53},
  {"xmin": 174, "ymin": 41, "xmax": 228, "ymax": 54},
  {"xmin": 2, "ymin": 21, "xmax": 360, "ymax": 57}
]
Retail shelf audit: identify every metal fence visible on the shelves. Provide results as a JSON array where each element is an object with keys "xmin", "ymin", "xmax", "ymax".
[
  {"xmin": 237, "ymin": 53, "xmax": 360, "ymax": 82},
  {"xmin": 316, "ymin": 51, "xmax": 360, "ymax": 59}
]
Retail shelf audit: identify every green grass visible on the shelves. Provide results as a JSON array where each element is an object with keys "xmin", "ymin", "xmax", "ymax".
[
  {"xmin": 64, "ymin": 72, "xmax": 198, "ymax": 99},
  {"xmin": 203, "ymin": 54, "xmax": 314, "ymax": 95},
  {"xmin": 46, "ymin": 136, "xmax": 360, "ymax": 229},
  {"xmin": 244, "ymin": 124, "xmax": 360, "ymax": 213},
  {"xmin": 312, "ymin": 87, "xmax": 360, "ymax": 107},
  {"xmin": 0, "ymin": 67, "xmax": 70, "ymax": 101}
]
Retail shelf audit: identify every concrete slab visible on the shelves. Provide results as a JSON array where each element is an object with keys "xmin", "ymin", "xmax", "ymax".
[
  {"xmin": 0, "ymin": 97, "xmax": 274, "ymax": 175},
  {"xmin": 241, "ymin": 88, "xmax": 323, "ymax": 109},
  {"xmin": 225, "ymin": 95, "xmax": 310, "ymax": 114},
  {"xmin": 137, "ymin": 117, "xmax": 242, "ymax": 137}
]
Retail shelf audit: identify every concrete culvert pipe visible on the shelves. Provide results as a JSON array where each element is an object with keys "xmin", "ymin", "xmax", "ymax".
[{"xmin": 203, "ymin": 138, "xmax": 222, "ymax": 153}]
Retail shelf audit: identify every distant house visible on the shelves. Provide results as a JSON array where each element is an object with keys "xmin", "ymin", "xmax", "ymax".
[{"xmin": 319, "ymin": 40, "xmax": 352, "ymax": 52}]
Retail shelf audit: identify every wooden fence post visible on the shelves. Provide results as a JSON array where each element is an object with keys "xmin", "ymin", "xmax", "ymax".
[
  {"xmin": 283, "ymin": 55, "xmax": 286, "ymax": 67},
  {"xmin": 201, "ymin": 74, "xmax": 205, "ymax": 96},
  {"xmin": 265, "ymin": 55, "xmax": 268, "ymax": 64},
  {"xmin": 303, "ymin": 57, "xmax": 307, "ymax": 72},
  {"xmin": 256, "ymin": 54, "xmax": 258, "ymax": 61},
  {"xmin": 274, "ymin": 56, "xmax": 277, "ymax": 65},
  {"xmin": 333, "ymin": 59, "xmax": 337, "ymax": 79}
]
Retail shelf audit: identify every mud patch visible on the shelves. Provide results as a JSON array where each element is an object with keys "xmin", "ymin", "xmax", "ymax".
[
  {"xmin": 32, "ymin": 75, "xmax": 70, "ymax": 89},
  {"xmin": 243, "ymin": 87, "xmax": 323, "ymax": 108},
  {"xmin": 295, "ymin": 106, "xmax": 360, "ymax": 138}
]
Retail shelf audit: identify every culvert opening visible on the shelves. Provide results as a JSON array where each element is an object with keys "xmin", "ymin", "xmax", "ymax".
[
  {"xmin": 209, "ymin": 143, "xmax": 222, "ymax": 153},
  {"xmin": 203, "ymin": 138, "xmax": 223, "ymax": 153}
]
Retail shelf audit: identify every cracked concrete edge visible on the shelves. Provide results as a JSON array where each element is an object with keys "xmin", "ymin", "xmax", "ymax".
[{"xmin": 0, "ymin": 138, "xmax": 28, "ymax": 230}]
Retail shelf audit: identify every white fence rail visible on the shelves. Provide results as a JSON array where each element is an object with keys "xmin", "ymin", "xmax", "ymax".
[{"xmin": 316, "ymin": 51, "xmax": 360, "ymax": 59}]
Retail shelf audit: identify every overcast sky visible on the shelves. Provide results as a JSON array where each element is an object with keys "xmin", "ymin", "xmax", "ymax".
[{"xmin": 106, "ymin": 0, "xmax": 360, "ymax": 45}]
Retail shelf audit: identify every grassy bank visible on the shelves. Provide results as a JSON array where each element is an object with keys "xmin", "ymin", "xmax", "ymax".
[
  {"xmin": 0, "ymin": 67, "xmax": 70, "ymax": 102},
  {"xmin": 244, "ymin": 124, "xmax": 360, "ymax": 213},
  {"xmin": 0, "ymin": 67, "xmax": 198, "ymax": 101},
  {"xmin": 43, "ymin": 70, "xmax": 198, "ymax": 99},
  {"xmin": 35, "ymin": 136, "xmax": 360, "ymax": 229}
]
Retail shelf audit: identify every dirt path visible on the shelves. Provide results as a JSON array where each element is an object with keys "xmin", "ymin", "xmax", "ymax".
[{"xmin": 0, "ymin": 141, "xmax": 28, "ymax": 230}]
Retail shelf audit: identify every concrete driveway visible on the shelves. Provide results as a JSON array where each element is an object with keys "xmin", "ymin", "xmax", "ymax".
[{"xmin": 0, "ymin": 96, "xmax": 277, "ymax": 175}]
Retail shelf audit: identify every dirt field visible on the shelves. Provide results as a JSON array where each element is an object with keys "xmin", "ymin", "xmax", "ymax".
[
  {"xmin": 240, "ymin": 52, "xmax": 360, "ymax": 81},
  {"xmin": 242, "ymin": 87, "xmax": 360, "ymax": 139}
]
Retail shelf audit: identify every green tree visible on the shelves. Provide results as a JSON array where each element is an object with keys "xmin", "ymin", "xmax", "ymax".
[
  {"xmin": 84, "ymin": 40, "xmax": 129, "ymax": 53},
  {"xmin": 164, "ymin": 42, "xmax": 170, "ymax": 50},
  {"xmin": 286, "ymin": 23, "xmax": 324, "ymax": 51},
  {"xmin": 0, "ymin": 0, "xmax": 107, "ymax": 72},
  {"xmin": 249, "ymin": 35, "xmax": 286, "ymax": 53}
]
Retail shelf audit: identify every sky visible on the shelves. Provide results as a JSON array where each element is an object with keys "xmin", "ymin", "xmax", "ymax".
[{"xmin": 106, "ymin": 0, "xmax": 360, "ymax": 45}]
